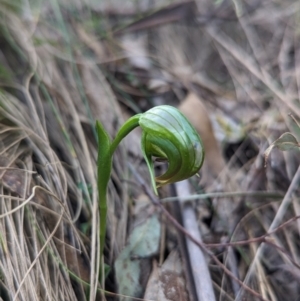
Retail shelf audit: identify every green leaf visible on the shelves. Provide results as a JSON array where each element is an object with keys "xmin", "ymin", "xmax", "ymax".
[
  {"xmin": 265, "ymin": 132, "xmax": 300, "ymax": 166},
  {"xmin": 96, "ymin": 121, "xmax": 112, "ymax": 259}
]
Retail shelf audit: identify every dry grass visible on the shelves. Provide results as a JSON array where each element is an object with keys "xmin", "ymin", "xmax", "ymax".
[{"xmin": 0, "ymin": 0, "xmax": 300, "ymax": 301}]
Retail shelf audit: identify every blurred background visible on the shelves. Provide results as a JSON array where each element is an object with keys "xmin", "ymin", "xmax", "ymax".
[{"xmin": 0, "ymin": 0, "xmax": 300, "ymax": 300}]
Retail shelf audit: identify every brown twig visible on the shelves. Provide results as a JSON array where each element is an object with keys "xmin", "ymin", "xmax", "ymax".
[{"xmin": 128, "ymin": 163, "xmax": 270, "ymax": 301}]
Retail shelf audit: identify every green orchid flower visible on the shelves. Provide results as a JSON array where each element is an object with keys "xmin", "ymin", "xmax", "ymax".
[
  {"xmin": 96, "ymin": 105, "xmax": 205, "ymax": 270},
  {"xmin": 139, "ymin": 105, "xmax": 204, "ymax": 193}
]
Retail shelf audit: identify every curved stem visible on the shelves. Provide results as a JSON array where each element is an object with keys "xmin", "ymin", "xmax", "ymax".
[
  {"xmin": 110, "ymin": 114, "xmax": 141, "ymax": 153},
  {"xmin": 96, "ymin": 114, "xmax": 141, "ymax": 278}
]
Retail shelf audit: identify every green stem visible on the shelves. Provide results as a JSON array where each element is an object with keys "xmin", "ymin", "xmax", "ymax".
[
  {"xmin": 96, "ymin": 115, "xmax": 140, "ymax": 274},
  {"xmin": 110, "ymin": 114, "xmax": 141, "ymax": 153}
]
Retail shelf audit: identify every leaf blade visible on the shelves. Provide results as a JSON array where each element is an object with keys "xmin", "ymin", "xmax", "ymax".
[{"xmin": 265, "ymin": 132, "xmax": 300, "ymax": 166}]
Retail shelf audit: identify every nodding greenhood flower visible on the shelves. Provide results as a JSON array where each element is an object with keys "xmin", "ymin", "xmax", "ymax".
[
  {"xmin": 107, "ymin": 105, "xmax": 205, "ymax": 195},
  {"xmin": 97, "ymin": 104, "xmax": 205, "ymax": 268},
  {"xmin": 138, "ymin": 105, "xmax": 204, "ymax": 194}
]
